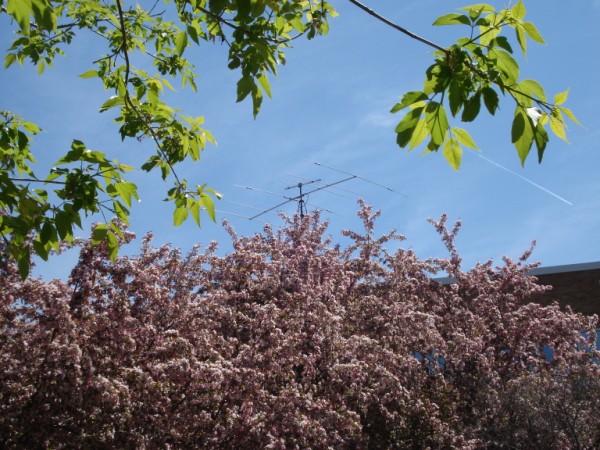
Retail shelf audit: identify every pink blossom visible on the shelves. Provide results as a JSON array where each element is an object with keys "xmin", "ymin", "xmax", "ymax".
[{"xmin": 1, "ymin": 204, "xmax": 598, "ymax": 448}]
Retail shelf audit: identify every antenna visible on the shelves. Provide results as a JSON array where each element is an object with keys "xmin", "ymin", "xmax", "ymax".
[
  {"xmin": 282, "ymin": 172, "xmax": 365, "ymax": 200},
  {"xmin": 285, "ymin": 179, "xmax": 321, "ymax": 218},
  {"xmin": 234, "ymin": 184, "xmax": 335, "ymax": 219},
  {"xmin": 246, "ymin": 176, "xmax": 356, "ymax": 220},
  {"xmin": 232, "ymin": 161, "xmax": 405, "ymax": 222},
  {"xmin": 303, "ymin": 159, "xmax": 408, "ymax": 197}
]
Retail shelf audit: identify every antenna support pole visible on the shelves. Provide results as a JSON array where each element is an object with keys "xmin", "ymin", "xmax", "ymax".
[{"xmin": 285, "ymin": 179, "xmax": 321, "ymax": 218}]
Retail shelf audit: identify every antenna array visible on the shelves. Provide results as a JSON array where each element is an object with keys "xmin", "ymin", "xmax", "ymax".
[{"xmin": 231, "ymin": 160, "xmax": 406, "ymax": 221}]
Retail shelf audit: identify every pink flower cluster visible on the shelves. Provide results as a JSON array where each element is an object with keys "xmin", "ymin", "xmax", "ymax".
[{"xmin": 1, "ymin": 204, "xmax": 598, "ymax": 448}]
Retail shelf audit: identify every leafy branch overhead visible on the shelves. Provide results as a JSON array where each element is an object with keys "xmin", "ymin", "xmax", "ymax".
[
  {"xmin": 390, "ymin": 1, "xmax": 580, "ymax": 169},
  {"xmin": 0, "ymin": 0, "xmax": 579, "ymax": 276}
]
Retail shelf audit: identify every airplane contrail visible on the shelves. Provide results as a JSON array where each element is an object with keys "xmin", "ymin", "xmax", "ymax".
[{"xmin": 473, "ymin": 152, "xmax": 573, "ymax": 206}]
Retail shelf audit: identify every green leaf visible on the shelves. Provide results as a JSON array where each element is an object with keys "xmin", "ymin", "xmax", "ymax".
[
  {"xmin": 490, "ymin": 49, "xmax": 520, "ymax": 84},
  {"xmin": 190, "ymin": 200, "xmax": 200, "ymax": 226},
  {"xmin": 252, "ymin": 85, "xmax": 263, "ymax": 118},
  {"xmin": 173, "ymin": 205, "xmax": 188, "ymax": 226},
  {"xmin": 79, "ymin": 69, "xmax": 98, "ymax": 79},
  {"xmin": 33, "ymin": 240, "xmax": 49, "ymax": 261},
  {"xmin": 452, "ymin": 127, "xmax": 478, "ymax": 149},
  {"xmin": 481, "ymin": 87, "xmax": 499, "ymax": 115},
  {"xmin": 479, "ymin": 24, "xmax": 501, "ymax": 46},
  {"xmin": 40, "ymin": 221, "xmax": 54, "ymax": 244},
  {"xmin": 55, "ymin": 211, "xmax": 73, "ymax": 240},
  {"xmin": 99, "ymin": 96, "xmax": 124, "ymax": 112},
  {"xmin": 511, "ymin": 108, "xmax": 535, "ymax": 166},
  {"xmin": 201, "ymin": 193, "xmax": 216, "ymax": 222},
  {"xmin": 257, "ymin": 74, "xmax": 272, "ymax": 98},
  {"xmin": 515, "ymin": 25, "xmax": 527, "ymax": 54},
  {"xmin": 17, "ymin": 250, "xmax": 31, "ymax": 280},
  {"xmin": 175, "ymin": 31, "xmax": 188, "ymax": 56},
  {"xmin": 390, "ymin": 91, "xmax": 428, "ymax": 113},
  {"xmin": 423, "ymin": 63, "xmax": 448, "ymax": 94},
  {"xmin": 448, "ymin": 80, "xmax": 464, "ymax": 117},
  {"xmin": 443, "ymin": 137, "xmax": 462, "ymax": 170},
  {"xmin": 559, "ymin": 106, "xmax": 582, "ymax": 127},
  {"xmin": 425, "ymin": 102, "xmax": 449, "ymax": 148},
  {"xmin": 518, "ymin": 79, "xmax": 547, "ymax": 102},
  {"xmin": 4, "ymin": 53, "xmax": 17, "ymax": 68},
  {"xmin": 460, "ymin": 4, "xmax": 495, "ymax": 14},
  {"xmin": 461, "ymin": 92, "xmax": 481, "ymax": 122},
  {"xmin": 490, "ymin": 36, "xmax": 513, "ymax": 54},
  {"xmin": 433, "ymin": 13, "xmax": 471, "ymax": 26},
  {"xmin": 409, "ymin": 118, "xmax": 428, "ymax": 150},
  {"xmin": 236, "ymin": 76, "xmax": 254, "ymax": 103},
  {"xmin": 512, "ymin": 1, "xmax": 526, "ymax": 20},
  {"xmin": 534, "ymin": 123, "xmax": 549, "ymax": 162},
  {"xmin": 31, "ymin": 0, "xmax": 56, "ymax": 31},
  {"xmin": 92, "ymin": 223, "xmax": 108, "ymax": 245},
  {"xmin": 522, "ymin": 22, "xmax": 545, "ymax": 44},
  {"xmin": 106, "ymin": 230, "xmax": 118, "ymax": 262},
  {"xmin": 7, "ymin": 0, "xmax": 32, "ymax": 34},
  {"xmin": 554, "ymin": 88, "xmax": 569, "ymax": 105},
  {"xmin": 114, "ymin": 181, "xmax": 138, "ymax": 208},
  {"xmin": 549, "ymin": 113, "xmax": 568, "ymax": 142},
  {"xmin": 113, "ymin": 200, "xmax": 130, "ymax": 224},
  {"xmin": 395, "ymin": 107, "xmax": 424, "ymax": 148},
  {"xmin": 187, "ymin": 25, "xmax": 199, "ymax": 45}
]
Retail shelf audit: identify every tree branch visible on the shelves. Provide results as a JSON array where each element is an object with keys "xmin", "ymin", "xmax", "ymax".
[
  {"xmin": 114, "ymin": 0, "xmax": 182, "ymax": 186},
  {"xmin": 346, "ymin": 0, "xmax": 448, "ymax": 54}
]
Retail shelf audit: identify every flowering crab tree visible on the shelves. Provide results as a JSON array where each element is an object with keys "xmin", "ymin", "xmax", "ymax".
[{"xmin": 1, "ymin": 202, "xmax": 599, "ymax": 448}]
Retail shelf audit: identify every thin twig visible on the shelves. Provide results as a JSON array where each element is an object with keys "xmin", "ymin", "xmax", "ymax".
[{"xmin": 9, "ymin": 177, "xmax": 66, "ymax": 185}]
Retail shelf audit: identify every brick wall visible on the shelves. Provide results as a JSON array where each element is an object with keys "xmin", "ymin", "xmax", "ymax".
[{"xmin": 529, "ymin": 263, "xmax": 600, "ymax": 317}]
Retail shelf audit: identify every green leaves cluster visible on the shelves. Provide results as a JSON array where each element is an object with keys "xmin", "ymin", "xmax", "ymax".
[
  {"xmin": 1, "ymin": 0, "xmax": 336, "ymax": 276},
  {"xmin": 0, "ymin": 0, "xmax": 582, "ymax": 276},
  {"xmin": 391, "ymin": 1, "xmax": 580, "ymax": 169},
  {"xmin": 1, "ymin": 112, "xmax": 136, "ymax": 276}
]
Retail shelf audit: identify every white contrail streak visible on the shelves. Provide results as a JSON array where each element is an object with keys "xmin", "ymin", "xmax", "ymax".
[{"xmin": 473, "ymin": 152, "xmax": 573, "ymax": 206}]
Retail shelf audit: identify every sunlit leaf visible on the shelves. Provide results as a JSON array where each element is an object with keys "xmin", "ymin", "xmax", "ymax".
[
  {"xmin": 425, "ymin": 102, "xmax": 449, "ymax": 148},
  {"xmin": 390, "ymin": 91, "xmax": 428, "ymax": 113},
  {"xmin": 554, "ymin": 88, "xmax": 569, "ymax": 105},
  {"xmin": 490, "ymin": 49, "xmax": 520, "ymax": 84},
  {"xmin": 443, "ymin": 137, "xmax": 462, "ymax": 170},
  {"xmin": 549, "ymin": 113, "xmax": 568, "ymax": 142},
  {"xmin": 409, "ymin": 118, "xmax": 428, "ymax": 150},
  {"xmin": 395, "ymin": 107, "xmax": 424, "ymax": 148},
  {"xmin": 452, "ymin": 127, "xmax": 478, "ymax": 149},
  {"xmin": 512, "ymin": 0, "xmax": 526, "ymax": 20},
  {"xmin": 512, "ymin": 108, "xmax": 535, "ymax": 166},
  {"xmin": 107, "ymin": 230, "xmax": 118, "ymax": 261},
  {"xmin": 519, "ymin": 79, "xmax": 547, "ymax": 102},
  {"xmin": 433, "ymin": 13, "xmax": 471, "ymax": 26},
  {"xmin": 92, "ymin": 223, "xmax": 108, "ymax": 245},
  {"xmin": 522, "ymin": 22, "xmax": 545, "ymax": 44},
  {"xmin": 559, "ymin": 106, "xmax": 582, "ymax": 127},
  {"xmin": 173, "ymin": 205, "xmax": 188, "ymax": 226}
]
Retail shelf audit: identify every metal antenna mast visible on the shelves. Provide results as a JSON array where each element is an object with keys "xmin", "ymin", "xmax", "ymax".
[{"xmin": 285, "ymin": 179, "xmax": 321, "ymax": 218}]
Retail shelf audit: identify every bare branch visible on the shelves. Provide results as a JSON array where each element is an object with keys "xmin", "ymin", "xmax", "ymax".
[{"xmin": 346, "ymin": 0, "xmax": 448, "ymax": 54}]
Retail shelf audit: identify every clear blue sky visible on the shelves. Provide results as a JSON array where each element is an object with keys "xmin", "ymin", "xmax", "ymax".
[{"xmin": 2, "ymin": 1, "xmax": 599, "ymax": 279}]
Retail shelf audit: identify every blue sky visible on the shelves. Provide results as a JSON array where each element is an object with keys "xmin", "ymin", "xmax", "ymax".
[{"xmin": 2, "ymin": 1, "xmax": 600, "ymax": 279}]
